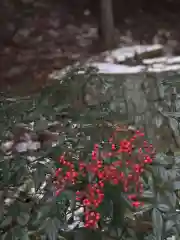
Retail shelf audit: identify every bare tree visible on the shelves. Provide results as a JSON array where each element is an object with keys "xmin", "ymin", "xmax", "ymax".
[{"xmin": 100, "ymin": 0, "xmax": 115, "ymax": 49}]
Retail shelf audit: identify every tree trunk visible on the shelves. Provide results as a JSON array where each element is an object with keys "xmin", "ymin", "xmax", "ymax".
[{"xmin": 100, "ymin": 0, "xmax": 115, "ymax": 49}]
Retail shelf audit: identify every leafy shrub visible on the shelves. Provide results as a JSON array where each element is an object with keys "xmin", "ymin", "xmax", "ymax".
[
  {"xmin": 54, "ymin": 127, "xmax": 154, "ymax": 228},
  {"xmin": 0, "ymin": 66, "xmax": 180, "ymax": 240}
]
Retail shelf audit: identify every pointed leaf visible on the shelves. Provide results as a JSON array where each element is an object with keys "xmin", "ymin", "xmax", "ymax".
[
  {"xmin": 157, "ymin": 204, "xmax": 171, "ymax": 212},
  {"xmin": 32, "ymin": 163, "xmax": 49, "ymax": 191},
  {"xmin": 168, "ymin": 117, "xmax": 180, "ymax": 135},
  {"xmin": 173, "ymin": 181, "xmax": 180, "ymax": 190},
  {"xmin": 152, "ymin": 208, "xmax": 163, "ymax": 240},
  {"xmin": 154, "ymin": 153, "xmax": 173, "ymax": 166},
  {"xmin": 0, "ymin": 216, "xmax": 12, "ymax": 228},
  {"xmin": 164, "ymin": 191, "xmax": 177, "ymax": 207},
  {"xmin": 17, "ymin": 212, "xmax": 30, "ymax": 226},
  {"xmin": 163, "ymin": 112, "xmax": 180, "ymax": 118},
  {"xmin": 19, "ymin": 230, "xmax": 30, "ymax": 240},
  {"xmin": 165, "ymin": 220, "xmax": 175, "ymax": 232},
  {"xmin": 40, "ymin": 217, "xmax": 60, "ymax": 240},
  {"xmin": 1, "ymin": 232, "xmax": 12, "ymax": 240},
  {"xmin": 141, "ymin": 190, "xmax": 154, "ymax": 199}
]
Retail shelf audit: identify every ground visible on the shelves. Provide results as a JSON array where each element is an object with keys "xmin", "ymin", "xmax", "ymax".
[{"xmin": 1, "ymin": 0, "xmax": 180, "ymax": 95}]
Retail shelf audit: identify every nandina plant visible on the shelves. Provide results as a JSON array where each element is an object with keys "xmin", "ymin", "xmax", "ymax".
[
  {"xmin": 54, "ymin": 127, "xmax": 155, "ymax": 228},
  {"xmin": 1, "ymin": 67, "xmax": 180, "ymax": 240}
]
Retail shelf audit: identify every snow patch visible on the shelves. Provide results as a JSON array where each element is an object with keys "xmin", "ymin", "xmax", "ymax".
[
  {"xmin": 89, "ymin": 62, "xmax": 145, "ymax": 74},
  {"xmin": 143, "ymin": 56, "xmax": 180, "ymax": 65},
  {"xmin": 49, "ymin": 44, "xmax": 180, "ymax": 78},
  {"xmin": 89, "ymin": 62, "xmax": 180, "ymax": 74},
  {"xmin": 104, "ymin": 44, "xmax": 163, "ymax": 62}
]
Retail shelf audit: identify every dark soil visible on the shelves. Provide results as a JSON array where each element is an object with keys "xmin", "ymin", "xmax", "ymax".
[{"xmin": 1, "ymin": 0, "xmax": 180, "ymax": 95}]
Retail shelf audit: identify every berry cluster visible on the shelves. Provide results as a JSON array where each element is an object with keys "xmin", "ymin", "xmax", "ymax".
[
  {"xmin": 55, "ymin": 128, "xmax": 155, "ymax": 228},
  {"xmin": 55, "ymin": 155, "xmax": 78, "ymax": 196}
]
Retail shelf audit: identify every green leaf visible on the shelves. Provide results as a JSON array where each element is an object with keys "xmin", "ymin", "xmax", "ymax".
[
  {"xmin": 174, "ymin": 156, "xmax": 180, "ymax": 164},
  {"xmin": 0, "ymin": 216, "xmax": 12, "ymax": 228},
  {"xmin": 36, "ymin": 205, "xmax": 52, "ymax": 222},
  {"xmin": 141, "ymin": 190, "xmax": 154, "ymax": 199},
  {"xmin": 0, "ymin": 191, "xmax": 5, "ymax": 221},
  {"xmin": 157, "ymin": 204, "xmax": 171, "ymax": 212},
  {"xmin": 164, "ymin": 112, "xmax": 180, "ymax": 118},
  {"xmin": 164, "ymin": 191, "xmax": 177, "ymax": 207},
  {"xmin": 17, "ymin": 212, "xmax": 30, "ymax": 226},
  {"xmin": 1, "ymin": 232, "xmax": 13, "ymax": 240},
  {"xmin": 34, "ymin": 119, "xmax": 49, "ymax": 131},
  {"xmin": 153, "ymin": 166, "xmax": 169, "ymax": 183},
  {"xmin": 0, "ymin": 159, "xmax": 10, "ymax": 184},
  {"xmin": 97, "ymin": 197, "xmax": 113, "ymax": 222},
  {"xmin": 165, "ymin": 220, "xmax": 175, "ymax": 232},
  {"xmin": 173, "ymin": 181, "xmax": 180, "ymax": 190},
  {"xmin": 7, "ymin": 203, "xmax": 21, "ymax": 218},
  {"xmin": 154, "ymin": 153, "xmax": 173, "ymax": 166},
  {"xmin": 2, "ymin": 226, "xmax": 29, "ymax": 240},
  {"xmin": 19, "ymin": 230, "xmax": 30, "ymax": 240},
  {"xmin": 168, "ymin": 117, "xmax": 179, "ymax": 133},
  {"xmin": 32, "ymin": 162, "xmax": 49, "ymax": 191},
  {"xmin": 14, "ymin": 227, "xmax": 29, "ymax": 240},
  {"xmin": 40, "ymin": 217, "xmax": 60, "ymax": 240},
  {"xmin": 103, "ymin": 184, "xmax": 125, "ymax": 227},
  {"xmin": 56, "ymin": 190, "xmax": 74, "ymax": 205},
  {"xmin": 152, "ymin": 208, "xmax": 164, "ymax": 240}
]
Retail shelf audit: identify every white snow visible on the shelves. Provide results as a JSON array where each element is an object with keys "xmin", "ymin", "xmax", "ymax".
[
  {"xmin": 88, "ymin": 62, "xmax": 145, "ymax": 74},
  {"xmin": 49, "ymin": 44, "xmax": 180, "ymax": 79},
  {"xmin": 104, "ymin": 44, "xmax": 163, "ymax": 62},
  {"xmin": 148, "ymin": 63, "xmax": 180, "ymax": 72},
  {"xmin": 143, "ymin": 56, "xmax": 180, "ymax": 65},
  {"xmin": 1, "ymin": 141, "xmax": 14, "ymax": 152},
  {"xmin": 86, "ymin": 62, "xmax": 180, "ymax": 74},
  {"xmin": 15, "ymin": 140, "xmax": 41, "ymax": 153}
]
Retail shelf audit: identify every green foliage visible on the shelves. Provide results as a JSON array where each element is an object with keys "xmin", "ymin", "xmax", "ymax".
[{"xmin": 0, "ymin": 66, "xmax": 180, "ymax": 240}]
